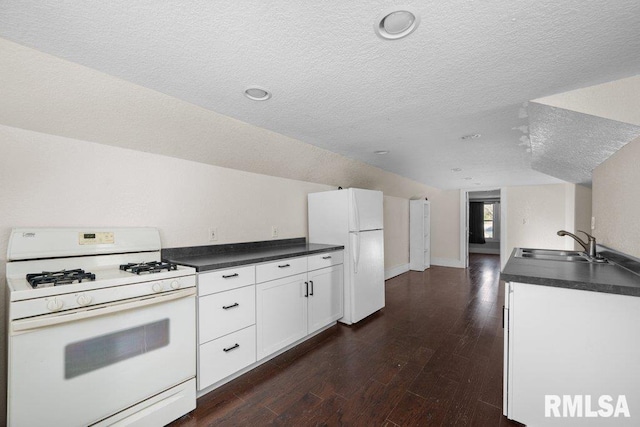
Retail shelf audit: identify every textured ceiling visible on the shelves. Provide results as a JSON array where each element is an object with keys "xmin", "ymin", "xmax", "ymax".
[
  {"xmin": 1, "ymin": 0, "xmax": 639, "ymax": 189},
  {"xmin": 528, "ymin": 102, "xmax": 640, "ymax": 185}
]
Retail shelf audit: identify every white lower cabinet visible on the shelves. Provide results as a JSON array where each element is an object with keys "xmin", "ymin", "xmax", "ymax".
[
  {"xmin": 197, "ymin": 266, "xmax": 257, "ymax": 391},
  {"xmin": 198, "ymin": 284, "xmax": 255, "ymax": 344},
  {"xmin": 308, "ymin": 264, "xmax": 343, "ymax": 334},
  {"xmin": 256, "ymin": 273, "xmax": 308, "ymax": 360},
  {"xmin": 256, "ymin": 254, "xmax": 344, "ymax": 361},
  {"xmin": 198, "ymin": 325, "xmax": 256, "ymax": 390},
  {"xmin": 256, "ymin": 263, "xmax": 344, "ymax": 359},
  {"xmin": 196, "ymin": 251, "xmax": 343, "ymax": 393}
]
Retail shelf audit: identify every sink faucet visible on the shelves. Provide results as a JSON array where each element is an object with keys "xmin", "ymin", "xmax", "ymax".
[{"xmin": 557, "ymin": 230, "xmax": 597, "ymax": 258}]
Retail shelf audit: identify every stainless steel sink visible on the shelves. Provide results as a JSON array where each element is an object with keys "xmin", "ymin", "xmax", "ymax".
[
  {"xmin": 519, "ymin": 248, "xmax": 583, "ymax": 257},
  {"xmin": 515, "ymin": 248, "xmax": 590, "ymax": 262}
]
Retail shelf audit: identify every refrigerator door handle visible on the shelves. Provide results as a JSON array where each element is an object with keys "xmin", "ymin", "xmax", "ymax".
[
  {"xmin": 351, "ymin": 190, "xmax": 360, "ymax": 232},
  {"xmin": 352, "ymin": 232, "xmax": 360, "ymax": 273}
]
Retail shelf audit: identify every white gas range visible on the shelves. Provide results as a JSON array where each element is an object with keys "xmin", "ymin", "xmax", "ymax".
[{"xmin": 6, "ymin": 228, "xmax": 197, "ymax": 427}]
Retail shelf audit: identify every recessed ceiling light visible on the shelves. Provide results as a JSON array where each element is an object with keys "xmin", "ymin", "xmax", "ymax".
[
  {"xmin": 374, "ymin": 150, "xmax": 390, "ymax": 155},
  {"xmin": 374, "ymin": 9, "xmax": 420, "ymax": 40},
  {"xmin": 244, "ymin": 87, "xmax": 271, "ymax": 101},
  {"xmin": 461, "ymin": 133, "xmax": 482, "ymax": 140},
  {"xmin": 451, "ymin": 168, "xmax": 462, "ymax": 172}
]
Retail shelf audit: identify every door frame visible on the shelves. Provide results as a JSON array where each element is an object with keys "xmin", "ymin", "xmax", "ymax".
[{"xmin": 459, "ymin": 187, "xmax": 508, "ymax": 270}]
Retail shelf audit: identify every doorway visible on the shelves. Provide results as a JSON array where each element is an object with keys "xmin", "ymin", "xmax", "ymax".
[{"xmin": 460, "ymin": 188, "xmax": 507, "ymax": 269}]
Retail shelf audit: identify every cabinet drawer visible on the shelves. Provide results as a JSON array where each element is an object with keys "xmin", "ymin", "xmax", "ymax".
[
  {"xmin": 308, "ymin": 251, "xmax": 344, "ymax": 271},
  {"xmin": 256, "ymin": 256, "xmax": 307, "ymax": 283},
  {"xmin": 198, "ymin": 285, "xmax": 256, "ymax": 344},
  {"xmin": 198, "ymin": 265, "xmax": 255, "ymax": 296},
  {"xmin": 198, "ymin": 325, "xmax": 256, "ymax": 390}
]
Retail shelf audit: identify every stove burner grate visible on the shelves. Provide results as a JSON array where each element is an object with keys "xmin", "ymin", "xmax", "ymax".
[
  {"xmin": 119, "ymin": 261, "xmax": 178, "ymax": 275},
  {"xmin": 26, "ymin": 269, "xmax": 96, "ymax": 288}
]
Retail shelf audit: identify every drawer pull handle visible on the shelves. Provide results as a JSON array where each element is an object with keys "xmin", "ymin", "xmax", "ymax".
[
  {"xmin": 223, "ymin": 343, "xmax": 240, "ymax": 352},
  {"xmin": 310, "ymin": 280, "xmax": 314, "ymax": 296},
  {"xmin": 278, "ymin": 264, "xmax": 291, "ymax": 268},
  {"xmin": 222, "ymin": 303, "xmax": 239, "ymax": 310},
  {"xmin": 222, "ymin": 273, "xmax": 239, "ymax": 278},
  {"xmin": 304, "ymin": 281, "xmax": 309, "ymax": 298},
  {"xmin": 322, "ymin": 256, "xmax": 332, "ymax": 259}
]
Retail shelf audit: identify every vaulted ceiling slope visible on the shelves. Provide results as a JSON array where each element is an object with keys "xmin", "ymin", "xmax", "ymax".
[{"xmin": 1, "ymin": 1, "xmax": 639, "ymax": 189}]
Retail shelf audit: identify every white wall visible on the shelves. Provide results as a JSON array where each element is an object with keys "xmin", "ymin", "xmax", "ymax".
[
  {"xmin": 383, "ymin": 196, "xmax": 410, "ymax": 277},
  {"xmin": 504, "ymin": 183, "xmax": 592, "ymax": 257},
  {"xmin": 574, "ymin": 184, "xmax": 593, "ymax": 238},
  {"xmin": 430, "ymin": 190, "xmax": 461, "ymax": 266},
  {"xmin": 593, "ymin": 135, "xmax": 640, "ymax": 258},
  {"xmin": 0, "ymin": 125, "xmax": 334, "ymax": 247}
]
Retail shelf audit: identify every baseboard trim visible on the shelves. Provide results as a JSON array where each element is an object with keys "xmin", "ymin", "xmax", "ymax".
[
  {"xmin": 431, "ymin": 257, "xmax": 465, "ymax": 269},
  {"xmin": 385, "ymin": 264, "xmax": 409, "ymax": 280}
]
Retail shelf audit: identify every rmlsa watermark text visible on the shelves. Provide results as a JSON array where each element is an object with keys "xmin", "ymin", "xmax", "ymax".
[{"xmin": 545, "ymin": 395, "xmax": 630, "ymax": 418}]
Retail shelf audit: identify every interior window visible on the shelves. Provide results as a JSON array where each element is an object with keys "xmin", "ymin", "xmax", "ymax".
[{"xmin": 484, "ymin": 203, "xmax": 494, "ymax": 239}]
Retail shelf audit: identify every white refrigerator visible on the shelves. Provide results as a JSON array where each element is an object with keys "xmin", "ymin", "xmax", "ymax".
[{"xmin": 308, "ymin": 188, "xmax": 385, "ymax": 324}]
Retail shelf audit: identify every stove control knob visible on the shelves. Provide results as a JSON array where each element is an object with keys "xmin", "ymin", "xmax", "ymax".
[
  {"xmin": 170, "ymin": 280, "xmax": 181, "ymax": 290},
  {"xmin": 46, "ymin": 298, "xmax": 64, "ymax": 312},
  {"xmin": 152, "ymin": 283, "xmax": 163, "ymax": 293},
  {"xmin": 77, "ymin": 294, "xmax": 92, "ymax": 306}
]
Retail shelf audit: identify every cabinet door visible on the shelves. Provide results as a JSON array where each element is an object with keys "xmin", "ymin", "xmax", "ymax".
[
  {"xmin": 256, "ymin": 273, "xmax": 308, "ymax": 360},
  {"xmin": 307, "ymin": 265, "xmax": 343, "ymax": 334}
]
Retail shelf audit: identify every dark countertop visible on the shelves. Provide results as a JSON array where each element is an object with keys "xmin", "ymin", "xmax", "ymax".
[
  {"xmin": 500, "ymin": 247, "xmax": 640, "ymax": 297},
  {"xmin": 162, "ymin": 238, "xmax": 344, "ymax": 272}
]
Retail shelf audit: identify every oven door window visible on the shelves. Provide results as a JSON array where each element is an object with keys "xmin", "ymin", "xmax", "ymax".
[{"xmin": 65, "ymin": 319, "xmax": 170, "ymax": 379}]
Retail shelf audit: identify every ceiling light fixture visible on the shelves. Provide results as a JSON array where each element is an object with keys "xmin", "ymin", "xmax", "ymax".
[
  {"xmin": 244, "ymin": 87, "xmax": 271, "ymax": 101},
  {"xmin": 461, "ymin": 133, "xmax": 482, "ymax": 140},
  {"xmin": 451, "ymin": 168, "xmax": 462, "ymax": 172},
  {"xmin": 374, "ymin": 8, "xmax": 420, "ymax": 40},
  {"xmin": 464, "ymin": 177, "xmax": 473, "ymax": 180},
  {"xmin": 374, "ymin": 150, "xmax": 390, "ymax": 155}
]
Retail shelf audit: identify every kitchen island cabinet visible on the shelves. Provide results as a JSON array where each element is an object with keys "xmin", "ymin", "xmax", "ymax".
[{"xmin": 501, "ymin": 247, "xmax": 640, "ymax": 426}]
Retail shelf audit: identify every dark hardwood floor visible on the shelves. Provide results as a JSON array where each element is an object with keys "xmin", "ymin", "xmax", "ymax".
[{"xmin": 170, "ymin": 254, "xmax": 524, "ymax": 426}]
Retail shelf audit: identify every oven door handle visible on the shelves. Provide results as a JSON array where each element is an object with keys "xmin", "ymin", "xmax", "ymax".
[{"xmin": 11, "ymin": 288, "xmax": 196, "ymax": 335}]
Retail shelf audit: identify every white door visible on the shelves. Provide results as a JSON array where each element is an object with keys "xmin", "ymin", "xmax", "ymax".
[
  {"xmin": 307, "ymin": 265, "xmax": 343, "ymax": 334},
  {"xmin": 350, "ymin": 229, "xmax": 385, "ymax": 323},
  {"xmin": 349, "ymin": 189, "xmax": 383, "ymax": 232},
  {"xmin": 256, "ymin": 273, "xmax": 308, "ymax": 360}
]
